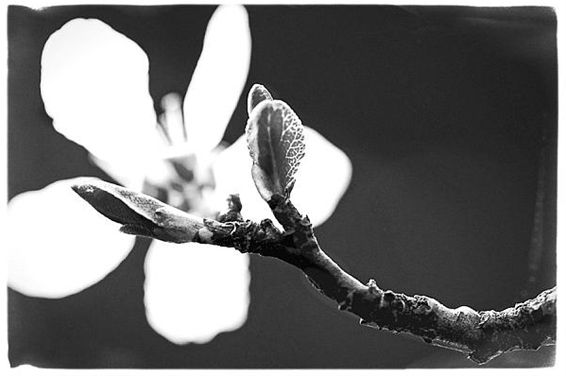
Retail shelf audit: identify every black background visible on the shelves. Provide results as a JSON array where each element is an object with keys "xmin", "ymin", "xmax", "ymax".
[{"xmin": 8, "ymin": 5, "xmax": 556, "ymax": 368}]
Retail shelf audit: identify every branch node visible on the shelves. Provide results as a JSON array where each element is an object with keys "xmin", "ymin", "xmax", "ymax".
[
  {"xmin": 367, "ymin": 279, "xmax": 380, "ymax": 295},
  {"xmin": 413, "ymin": 295, "xmax": 434, "ymax": 316},
  {"xmin": 383, "ymin": 290, "xmax": 396, "ymax": 302}
]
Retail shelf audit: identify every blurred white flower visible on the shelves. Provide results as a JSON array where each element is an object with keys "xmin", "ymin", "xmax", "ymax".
[{"xmin": 8, "ymin": 5, "xmax": 352, "ymax": 345}]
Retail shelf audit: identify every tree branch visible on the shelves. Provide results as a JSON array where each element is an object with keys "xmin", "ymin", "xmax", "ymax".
[{"xmin": 72, "ymin": 179, "xmax": 556, "ymax": 364}]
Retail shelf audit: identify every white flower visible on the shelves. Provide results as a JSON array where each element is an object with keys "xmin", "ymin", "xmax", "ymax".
[{"xmin": 8, "ymin": 5, "xmax": 352, "ymax": 345}]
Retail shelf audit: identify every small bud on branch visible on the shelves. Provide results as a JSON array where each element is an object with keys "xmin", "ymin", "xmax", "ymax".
[
  {"xmin": 246, "ymin": 85, "xmax": 306, "ymax": 202},
  {"xmin": 71, "ymin": 178, "xmax": 212, "ymax": 243},
  {"xmin": 69, "ymin": 84, "xmax": 555, "ymax": 364}
]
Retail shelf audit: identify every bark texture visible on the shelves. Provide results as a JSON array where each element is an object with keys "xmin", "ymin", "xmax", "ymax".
[{"xmin": 72, "ymin": 180, "xmax": 556, "ymax": 364}]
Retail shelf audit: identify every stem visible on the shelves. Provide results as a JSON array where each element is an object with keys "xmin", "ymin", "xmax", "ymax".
[
  {"xmin": 201, "ymin": 195, "xmax": 556, "ymax": 364},
  {"xmin": 71, "ymin": 180, "xmax": 556, "ymax": 365}
]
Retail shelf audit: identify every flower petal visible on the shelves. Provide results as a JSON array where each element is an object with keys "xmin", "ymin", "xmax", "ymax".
[
  {"xmin": 183, "ymin": 5, "xmax": 251, "ymax": 155},
  {"xmin": 291, "ymin": 127, "xmax": 353, "ymax": 226},
  {"xmin": 144, "ymin": 241, "xmax": 250, "ymax": 344},
  {"xmin": 213, "ymin": 127, "xmax": 352, "ymax": 227},
  {"xmin": 8, "ymin": 179, "xmax": 135, "ymax": 298},
  {"xmin": 40, "ymin": 18, "xmax": 158, "ymax": 186},
  {"xmin": 88, "ymin": 155, "xmax": 145, "ymax": 192}
]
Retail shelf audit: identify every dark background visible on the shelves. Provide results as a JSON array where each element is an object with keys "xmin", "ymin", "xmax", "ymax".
[{"xmin": 8, "ymin": 5, "xmax": 556, "ymax": 368}]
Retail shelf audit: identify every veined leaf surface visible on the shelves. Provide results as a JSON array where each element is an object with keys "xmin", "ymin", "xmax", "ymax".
[
  {"xmin": 247, "ymin": 83, "xmax": 273, "ymax": 115},
  {"xmin": 246, "ymin": 100, "xmax": 306, "ymax": 202}
]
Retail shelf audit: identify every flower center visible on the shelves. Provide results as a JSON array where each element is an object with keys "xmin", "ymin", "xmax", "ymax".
[{"xmin": 143, "ymin": 92, "xmax": 218, "ymax": 217}]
